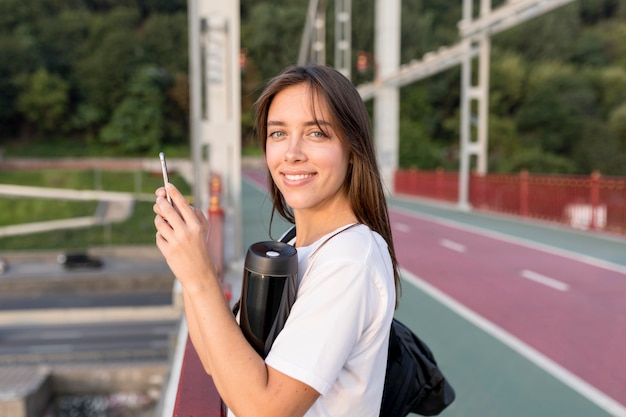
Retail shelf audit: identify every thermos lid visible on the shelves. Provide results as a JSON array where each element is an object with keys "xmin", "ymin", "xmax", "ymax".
[{"xmin": 245, "ymin": 241, "xmax": 298, "ymax": 276}]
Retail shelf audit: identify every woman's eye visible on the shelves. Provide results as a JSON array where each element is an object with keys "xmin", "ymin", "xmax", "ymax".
[
  {"xmin": 268, "ymin": 131, "xmax": 285, "ymax": 139},
  {"xmin": 310, "ymin": 131, "xmax": 327, "ymax": 139}
]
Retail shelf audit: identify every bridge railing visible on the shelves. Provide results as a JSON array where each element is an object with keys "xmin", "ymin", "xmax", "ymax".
[
  {"xmin": 161, "ymin": 173, "xmax": 226, "ymax": 417},
  {"xmin": 395, "ymin": 169, "xmax": 626, "ymax": 235}
]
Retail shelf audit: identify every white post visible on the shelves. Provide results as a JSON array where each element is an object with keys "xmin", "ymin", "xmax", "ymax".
[
  {"xmin": 458, "ymin": 0, "xmax": 491, "ymax": 210},
  {"xmin": 458, "ymin": 36, "xmax": 472, "ymax": 211},
  {"xmin": 191, "ymin": 0, "xmax": 242, "ymax": 261},
  {"xmin": 335, "ymin": 0, "xmax": 351, "ymax": 78},
  {"xmin": 188, "ymin": 0, "xmax": 203, "ymax": 209},
  {"xmin": 373, "ymin": 0, "xmax": 400, "ymax": 194}
]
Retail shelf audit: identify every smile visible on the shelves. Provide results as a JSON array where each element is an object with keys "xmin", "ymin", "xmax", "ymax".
[{"xmin": 284, "ymin": 173, "xmax": 314, "ymax": 181}]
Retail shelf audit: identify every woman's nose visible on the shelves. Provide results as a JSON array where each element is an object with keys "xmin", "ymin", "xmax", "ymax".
[{"xmin": 284, "ymin": 136, "xmax": 306, "ymax": 162}]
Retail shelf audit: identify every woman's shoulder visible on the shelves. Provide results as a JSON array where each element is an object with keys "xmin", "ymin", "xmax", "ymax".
[{"xmin": 313, "ymin": 224, "xmax": 388, "ymax": 263}]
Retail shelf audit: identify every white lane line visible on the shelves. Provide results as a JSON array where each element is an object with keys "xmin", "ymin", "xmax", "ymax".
[
  {"xmin": 390, "ymin": 204, "xmax": 626, "ymax": 276},
  {"xmin": 439, "ymin": 238, "xmax": 466, "ymax": 253},
  {"xmin": 521, "ymin": 269, "xmax": 570, "ymax": 292},
  {"xmin": 393, "ymin": 222, "xmax": 411, "ymax": 233},
  {"xmin": 401, "ymin": 268, "xmax": 626, "ymax": 417}
]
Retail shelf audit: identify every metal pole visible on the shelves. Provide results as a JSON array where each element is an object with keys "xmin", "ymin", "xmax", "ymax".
[
  {"xmin": 335, "ymin": 0, "xmax": 351, "ymax": 79},
  {"xmin": 373, "ymin": 0, "xmax": 400, "ymax": 194},
  {"xmin": 476, "ymin": 0, "xmax": 491, "ymax": 175},
  {"xmin": 298, "ymin": 0, "xmax": 320, "ymax": 65},
  {"xmin": 187, "ymin": 0, "xmax": 203, "ymax": 208},
  {"xmin": 476, "ymin": 34, "xmax": 490, "ymax": 175},
  {"xmin": 458, "ymin": 36, "xmax": 472, "ymax": 211}
]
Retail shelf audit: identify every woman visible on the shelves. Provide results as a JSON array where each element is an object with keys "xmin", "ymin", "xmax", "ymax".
[{"xmin": 154, "ymin": 64, "xmax": 400, "ymax": 417}]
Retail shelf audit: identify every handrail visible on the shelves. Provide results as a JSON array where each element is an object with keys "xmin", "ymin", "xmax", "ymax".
[
  {"xmin": 395, "ymin": 169, "xmax": 626, "ymax": 235},
  {"xmin": 165, "ymin": 173, "xmax": 227, "ymax": 417},
  {"xmin": 173, "ymin": 337, "xmax": 225, "ymax": 417}
]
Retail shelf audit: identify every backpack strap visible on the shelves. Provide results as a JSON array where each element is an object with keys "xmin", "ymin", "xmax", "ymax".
[
  {"xmin": 279, "ymin": 225, "xmax": 297, "ymax": 243},
  {"xmin": 232, "ymin": 223, "xmax": 358, "ymax": 315}
]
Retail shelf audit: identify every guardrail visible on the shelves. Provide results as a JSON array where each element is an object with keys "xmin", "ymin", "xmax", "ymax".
[
  {"xmin": 172, "ymin": 336, "xmax": 225, "ymax": 417},
  {"xmin": 395, "ymin": 169, "xmax": 626, "ymax": 235},
  {"xmin": 165, "ymin": 173, "xmax": 226, "ymax": 417}
]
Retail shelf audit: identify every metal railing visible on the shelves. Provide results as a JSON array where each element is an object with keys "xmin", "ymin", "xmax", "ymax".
[
  {"xmin": 164, "ymin": 173, "xmax": 227, "ymax": 417},
  {"xmin": 395, "ymin": 169, "xmax": 626, "ymax": 235}
]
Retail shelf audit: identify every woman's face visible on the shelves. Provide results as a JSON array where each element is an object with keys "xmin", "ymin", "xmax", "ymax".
[{"xmin": 265, "ymin": 83, "xmax": 351, "ymax": 218}]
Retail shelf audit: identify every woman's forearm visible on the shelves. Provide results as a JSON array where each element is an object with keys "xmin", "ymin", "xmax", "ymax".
[{"xmin": 180, "ymin": 282, "xmax": 279, "ymax": 416}]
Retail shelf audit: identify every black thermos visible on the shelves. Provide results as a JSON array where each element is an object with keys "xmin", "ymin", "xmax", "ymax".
[{"xmin": 239, "ymin": 241, "xmax": 298, "ymax": 358}]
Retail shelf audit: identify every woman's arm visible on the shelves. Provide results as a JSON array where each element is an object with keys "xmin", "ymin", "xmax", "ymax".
[{"xmin": 153, "ymin": 184, "xmax": 319, "ymax": 417}]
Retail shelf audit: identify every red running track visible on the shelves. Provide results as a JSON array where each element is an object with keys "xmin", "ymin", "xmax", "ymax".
[{"xmin": 390, "ymin": 208, "xmax": 626, "ymax": 408}]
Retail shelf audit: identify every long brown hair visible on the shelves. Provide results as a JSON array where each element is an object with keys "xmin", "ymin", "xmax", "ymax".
[{"xmin": 254, "ymin": 64, "xmax": 401, "ymax": 304}]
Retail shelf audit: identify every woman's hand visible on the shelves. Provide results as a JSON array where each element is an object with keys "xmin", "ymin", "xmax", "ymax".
[{"xmin": 153, "ymin": 183, "xmax": 216, "ymax": 292}]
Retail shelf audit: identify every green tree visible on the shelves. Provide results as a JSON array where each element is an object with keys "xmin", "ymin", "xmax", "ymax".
[
  {"xmin": 490, "ymin": 50, "xmax": 527, "ymax": 117},
  {"xmin": 138, "ymin": 12, "xmax": 188, "ymax": 75},
  {"xmin": 591, "ymin": 66, "xmax": 626, "ymax": 116},
  {"xmin": 72, "ymin": 7, "xmax": 141, "ymax": 119},
  {"xmin": 99, "ymin": 65, "xmax": 167, "ymax": 152},
  {"xmin": 501, "ymin": 147, "xmax": 576, "ymax": 174},
  {"xmin": 608, "ymin": 102, "xmax": 626, "ymax": 151},
  {"xmin": 487, "ymin": 115, "xmax": 521, "ymax": 173},
  {"xmin": 35, "ymin": 9, "xmax": 91, "ymax": 76},
  {"xmin": 241, "ymin": 1, "xmax": 307, "ymax": 85},
  {"xmin": 15, "ymin": 68, "xmax": 69, "ymax": 132},
  {"xmin": 573, "ymin": 119, "xmax": 626, "ymax": 175},
  {"xmin": 494, "ymin": 3, "xmax": 581, "ymax": 63},
  {"xmin": 516, "ymin": 63, "xmax": 596, "ymax": 155},
  {"xmin": 0, "ymin": 26, "xmax": 42, "ymax": 134}
]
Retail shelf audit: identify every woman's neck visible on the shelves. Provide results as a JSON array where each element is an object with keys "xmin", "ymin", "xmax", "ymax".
[{"xmin": 293, "ymin": 210, "xmax": 358, "ymax": 248}]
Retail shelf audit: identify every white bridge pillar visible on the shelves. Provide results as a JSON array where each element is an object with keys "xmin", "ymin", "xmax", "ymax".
[
  {"xmin": 374, "ymin": 0, "xmax": 401, "ymax": 194},
  {"xmin": 458, "ymin": 0, "xmax": 491, "ymax": 210},
  {"xmin": 188, "ymin": 0, "xmax": 242, "ymax": 261}
]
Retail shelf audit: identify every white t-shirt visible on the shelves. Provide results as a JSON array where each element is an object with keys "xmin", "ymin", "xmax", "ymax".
[{"xmin": 228, "ymin": 224, "xmax": 396, "ymax": 416}]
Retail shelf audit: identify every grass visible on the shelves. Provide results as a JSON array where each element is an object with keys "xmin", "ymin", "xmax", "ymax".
[
  {"xmin": 0, "ymin": 169, "xmax": 185, "ymax": 192},
  {"xmin": 0, "ymin": 168, "xmax": 192, "ymax": 251},
  {"xmin": 0, "ymin": 198, "xmax": 98, "ymax": 226},
  {"xmin": 1, "ymin": 137, "xmax": 191, "ymax": 158}
]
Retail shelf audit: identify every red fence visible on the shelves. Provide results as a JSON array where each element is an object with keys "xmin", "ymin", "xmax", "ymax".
[{"xmin": 395, "ymin": 169, "xmax": 626, "ymax": 236}]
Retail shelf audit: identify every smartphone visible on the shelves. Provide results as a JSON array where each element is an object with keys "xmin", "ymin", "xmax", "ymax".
[{"xmin": 159, "ymin": 152, "xmax": 172, "ymax": 205}]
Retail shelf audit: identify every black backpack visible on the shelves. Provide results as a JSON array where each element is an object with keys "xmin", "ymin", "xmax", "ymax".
[{"xmin": 380, "ymin": 319, "xmax": 455, "ymax": 416}]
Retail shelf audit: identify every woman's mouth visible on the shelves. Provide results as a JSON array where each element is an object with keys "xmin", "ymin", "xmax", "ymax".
[{"xmin": 284, "ymin": 173, "xmax": 314, "ymax": 181}]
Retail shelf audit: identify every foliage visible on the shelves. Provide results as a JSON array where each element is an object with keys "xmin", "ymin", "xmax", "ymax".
[
  {"xmin": 609, "ymin": 102, "xmax": 626, "ymax": 151},
  {"xmin": 100, "ymin": 65, "xmax": 168, "ymax": 153},
  {"xmin": 14, "ymin": 68, "xmax": 69, "ymax": 132},
  {"xmin": 0, "ymin": 0, "xmax": 626, "ymax": 175},
  {"xmin": 0, "ymin": 0, "xmax": 188, "ymax": 152}
]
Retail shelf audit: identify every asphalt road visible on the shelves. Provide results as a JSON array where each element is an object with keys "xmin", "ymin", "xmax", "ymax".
[
  {"xmin": 0, "ymin": 247, "xmax": 180, "ymax": 366},
  {"xmin": 0, "ymin": 319, "xmax": 179, "ymax": 365},
  {"xmin": 0, "ymin": 292, "xmax": 172, "ymax": 310}
]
